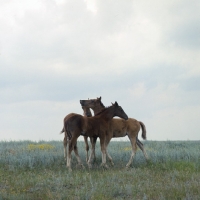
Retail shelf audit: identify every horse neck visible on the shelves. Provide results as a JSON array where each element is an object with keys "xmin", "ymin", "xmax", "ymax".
[
  {"xmin": 98, "ymin": 106, "xmax": 115, "ymax": 121},
  {"xmin": 82, "ymin": 107, "xmax": 92, "ymax": 117},
  {"xmin": 91, "ymin": 104, "xmax": 105, "ymax": 115}
]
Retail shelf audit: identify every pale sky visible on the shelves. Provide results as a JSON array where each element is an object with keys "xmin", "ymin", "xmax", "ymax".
[{"xmin": 0, "ymin": 0, "xmax": 200, "ymax": 141}]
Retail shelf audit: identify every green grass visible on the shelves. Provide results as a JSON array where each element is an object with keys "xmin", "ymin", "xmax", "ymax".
[{"xmin": 0, "ymin": 140, "xmax": 200, "ymax": 199}]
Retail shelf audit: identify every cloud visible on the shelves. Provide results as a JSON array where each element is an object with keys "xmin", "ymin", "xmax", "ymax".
[
  {"xmin": 147, "ymin": 105, "xmax": 200, "ymax": 140},
  {"xmin": 169, "ymin": 20, "xmax": 200, "ymax": 49},
  {"xmin": 0, "ymin": 0, "xmax": 200, "ymax": 141},
  {"xmin": 181, "ymin": 76, "xmax": 200, "ymax": 92},
  {"xmin": 0, "ymin": 99, "xmax": 82, "ymax": 141}
]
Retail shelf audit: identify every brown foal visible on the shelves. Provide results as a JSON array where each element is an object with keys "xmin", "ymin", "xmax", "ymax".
[
  {"xmin": 60, "ymin": 106, "xmax": 94, "ymax": 162},
  {"xmin": 64, "ymin": 102, "xmax": 128, "ymax": 171},
  {"xmin": 80, "ymin": 97, "xmax": 149, "ymax": 168}
]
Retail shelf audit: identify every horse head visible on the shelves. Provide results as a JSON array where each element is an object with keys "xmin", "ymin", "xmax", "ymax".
[
  {"xmin": 111, "ymin": 101, "xmax": 128, "ymax": 120},
  {"xmin": 80, "ymin": 96, "xmax": 105, "ymax": 111}
]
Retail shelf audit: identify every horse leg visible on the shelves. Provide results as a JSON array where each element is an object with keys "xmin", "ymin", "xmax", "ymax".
[
  {"xmin": 90, "ymin": 136, "xmax": 97, "ymax": 162},
  {"xmin": 136, "ymin": 137, "xmax": 142, "ymax": 150},
  {"xmin": 136, "ymin": 137, "xmax": 149, "ymax": 160},
  {"xmin": 87, "ymin": 137, "xmax": 97, "ymax": 166},
  {"xmin": 73, "ymin": 142, "xmax": 85, "ymax": 169},
  {"xmin": 67, "ymin": 135, "xmax": 80, "ymax": 171},
  {"xmin": 63, "ymin": 136, "xmax": 68, "ymax": 161},
  {"xmin": 105, "ymin": 136, "xmax": 114, "ymax": 166},
  {"xmin": 67, "ymin": 140, "xmax": 72, "ymax": 171},
  {"xmin": 88, "ymin": 137, "xmax": 94, "ymax": 164},
  {"xmin": 84, "ymin": 136, "xmax": 89, "ymax": 162},
  {"xmin": 87, "ymin": 140, "xmax": 94, "ymax": 169},
  {"xmin": 100, "ymin": 136, "xmax": 108, "ymax": 168},
  {"xmin": 126, "ymin": 135, "xmax": 137, "ymax": 168}
]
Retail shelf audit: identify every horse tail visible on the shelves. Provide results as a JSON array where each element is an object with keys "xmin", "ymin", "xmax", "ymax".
[
  {"xmin": 60, "ymin": 127, "xmax": 64, "ymax": 134},
  {"xmin": 60, "ymin": 121, "xmax": 72, "ymax": 140},
  {"xmin": 139, "ymin": 121, "xmax": 147, "ymax": 140}
]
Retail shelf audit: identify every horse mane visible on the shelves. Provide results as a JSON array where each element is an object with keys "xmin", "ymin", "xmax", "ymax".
[
  {"xmin": 95, "ymin": 105, "xmax": 111, "ymax": 116},
  {"xmin": 100, "ymin": 101, "xmax": 105, "ymax": 108}
]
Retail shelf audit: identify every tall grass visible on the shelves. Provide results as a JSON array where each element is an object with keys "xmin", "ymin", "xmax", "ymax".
[{"xmin": 0, "ymin": 140, "xmax": 200, "ymax": 199}]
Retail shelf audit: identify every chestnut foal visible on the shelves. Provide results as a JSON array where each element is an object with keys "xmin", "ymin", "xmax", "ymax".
[
  {"xmin": 64, "ymin": 102, "xmax": 128, "ymax": 171},
  {"xmin": 80, "ymin": 97, "xmax": 149, "ymax": 168},
  {"xmin": 60, "ymin": 106, "xmax": 95, "ymax": 162}
]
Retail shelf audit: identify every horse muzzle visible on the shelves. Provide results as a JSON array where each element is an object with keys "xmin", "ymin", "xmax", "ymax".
[
  {"xmin": 124, "ymin": 115, "xmax": 128, "ymax": 120},
  {"xmin": 80, "ymin": 100, "xmax": 85, "ymax": 106}
]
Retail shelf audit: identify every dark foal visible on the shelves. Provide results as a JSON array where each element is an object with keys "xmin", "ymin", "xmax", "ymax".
[
  {"xmin": 80, "ymin": 97, "xmax": 149, "ymax": 168},
  {"xmin": 64, "ymin": 102, "xmax": 128, "ymax": 171}
]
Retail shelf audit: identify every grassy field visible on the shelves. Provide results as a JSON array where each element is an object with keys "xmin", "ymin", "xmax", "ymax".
[{"xmin": 0, "ymin": 140, "xmax": 200, "ymax": 200}]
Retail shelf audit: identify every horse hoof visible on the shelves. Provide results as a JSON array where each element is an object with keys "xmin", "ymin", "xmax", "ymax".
[
  {"xmin": 80, "ymin": 164, "xmax": 85, "ymax": 169},
  {"xmin": 100, "ymin": 164, "xmax": 109, "ymax": 169},
  {"xmin": 87, "ymin": 163, "xmax": 92, "ymax": 169},
  {"xmin": 146, "ymin": 159, "xmax": 151, "ymax": 164},
  {"xmin": 67, "ymin": 167, "xmax": 72, "ymax": 172},
  {"xmin": 76, "ymin": 164, "xmax": 85, "ymax": 169}
]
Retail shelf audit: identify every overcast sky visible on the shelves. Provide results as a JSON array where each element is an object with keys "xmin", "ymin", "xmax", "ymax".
[{"xmin": 0, "ymin": 0, "xmax": 200, "ymax": 141}]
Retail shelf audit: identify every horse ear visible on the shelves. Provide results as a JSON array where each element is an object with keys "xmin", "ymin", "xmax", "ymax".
[
  {"xmin": 115, "ymin": 101, "xmax": 118, "ymax": 106},
  {"xmin": 99, "ymin": 96, "xmax": 101, "ymax": 100},
  {"xmin": 111, "ymin": 102, "xmax": 114, "ymax": 105}
]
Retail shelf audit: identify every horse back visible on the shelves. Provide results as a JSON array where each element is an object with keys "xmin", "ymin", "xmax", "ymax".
[
  {"xmin": 111, "ymin": 118, "xmax": 140, "ymax": 137},
  {"xmin": 63, "ymin": 113, "xmax": 78, "ymax": 122},
  {"xmin": 126, "ymin": 118, "xmax": 140, "ymax": 132},
  {"xmin": 64, "ymin": 114, "xmax": 86, "ymax": 132}
]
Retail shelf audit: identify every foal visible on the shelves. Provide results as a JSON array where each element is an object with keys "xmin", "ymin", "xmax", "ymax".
[
  {"xmin": 80, "ymin": 97, "xmax": 149, "ymax": 168},
  {"xmin": 60, "ymin": 106, "xmax": 94, "ymax": 162},
  {"xmin": 79, "ymin": 97, "xmax": 105, "ymax": 161},
  {"xmin": 80, "ymin": 97, "xmax": 148, "ymax": 164},
  {"xmin": 64, "ymin": 102, "xmax": 128, "ymax": 171}
]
